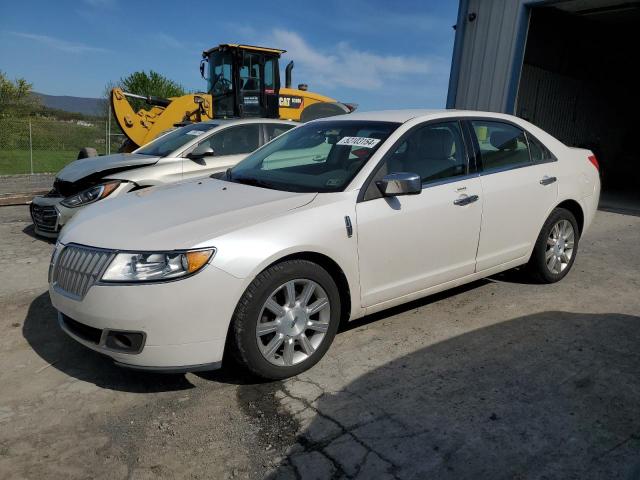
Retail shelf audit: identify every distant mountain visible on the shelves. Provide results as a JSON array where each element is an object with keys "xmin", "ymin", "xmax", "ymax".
[{"xmin": 32, "ymin": 92, "xmax": 105, "ymax": 117}]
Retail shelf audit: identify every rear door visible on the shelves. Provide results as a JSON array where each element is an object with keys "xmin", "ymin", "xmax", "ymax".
[
  {"xmin": 181, "ymin": 124, "xmax": 261, "ymax": 179},
  {"xmin": 468, "ymin": 119, "xmax": 559, "ymax": 271}
]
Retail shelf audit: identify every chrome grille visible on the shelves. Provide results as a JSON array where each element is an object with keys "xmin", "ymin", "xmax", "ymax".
[
  {"xmin": 52, "ymin": 245, "xmax": 114, "ymax": 299},
  {"xmin": 30, "ymin": 204, "xmax": 59, "ymax": 232}
]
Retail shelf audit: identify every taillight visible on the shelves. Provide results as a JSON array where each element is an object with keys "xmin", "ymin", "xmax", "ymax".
[{"xmin": 588, "ymin": 154, "xmax": 599, "ymax": 171}]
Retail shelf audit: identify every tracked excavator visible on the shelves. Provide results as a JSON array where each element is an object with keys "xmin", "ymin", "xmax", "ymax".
[{"xmin": 111, "ymin": 44, "xmax": 356, "ymax": 151}]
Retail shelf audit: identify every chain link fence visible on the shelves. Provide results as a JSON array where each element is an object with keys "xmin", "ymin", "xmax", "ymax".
[{"xmin": 0, "ymin": 116, "xmax": 124, "ymax": 177}]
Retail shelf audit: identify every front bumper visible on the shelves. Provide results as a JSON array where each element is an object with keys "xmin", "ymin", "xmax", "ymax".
[
  {"xmin": 49, "ymin": 260, "xmax": 245, "ymax": 370},
  {"xmin": 31, "ymin": 195, "xmax": 82, "ymax": 238},
  {"xmin": 30, "ymin": 197, "xmax": 62, "ymax": 238}
]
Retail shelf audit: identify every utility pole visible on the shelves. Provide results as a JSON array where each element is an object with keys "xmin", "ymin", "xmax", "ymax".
[
  {"xmin": 29, "ymin": 120, "xmax": 33, "ymax": 175},
  {"xmin": 108, "ymin": 107, "xmax": 111, "ymax": 155}
]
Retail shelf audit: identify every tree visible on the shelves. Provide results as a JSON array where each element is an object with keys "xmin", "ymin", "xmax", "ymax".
[
  {"xmin": 107, "ymin": 70, "xmax": 186, "ymax": 113},
  {"xmin": 0, "ymin": 71, "xmax": 40, "ymax": 114}
]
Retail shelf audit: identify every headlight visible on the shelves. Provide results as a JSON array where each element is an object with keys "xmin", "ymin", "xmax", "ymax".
[
  {"xmin": 101, "ymin": 248, "xmax": 215, "ymax": 282},
  {"xmin": 61, "ymin": 181, "xmax": 121, "ymax": 208}
]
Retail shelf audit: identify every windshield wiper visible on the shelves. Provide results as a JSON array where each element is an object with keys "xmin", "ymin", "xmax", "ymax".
[{"xmin": 231, "ymin": 176, "xmax": 278, "ymax": 190}]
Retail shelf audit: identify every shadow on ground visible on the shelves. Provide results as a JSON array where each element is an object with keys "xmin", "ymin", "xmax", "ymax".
[
  {"xmin": 340, "ymin": 279, "xmax": 491, "ymax": 333},
  {"xmin": 271, "ymin": 311, "xmax": 640, "ymax": 479},
  {"xmin": 22, "ymin": 224, "xmax": 55, "ymax": 243},
  {"xmin": 21, "ymin": 279, "xmax": 497, "ymax": 392},
  {"xmin": 23, "ymin": 292, "xmax": 194, "ymax": 392}
]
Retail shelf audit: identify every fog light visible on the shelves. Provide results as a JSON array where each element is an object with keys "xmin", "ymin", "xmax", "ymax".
[{"xmin": 105, "ymin": 330, "xmax": 145, "ymax": 353}]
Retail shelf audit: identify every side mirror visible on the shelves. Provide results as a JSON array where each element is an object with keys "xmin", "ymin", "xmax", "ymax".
[
  {"xmin": 188, "ymin": 144, "xmax": 214, "ymax": 160},
  {"xmin": 376, "ymin": 172, "xmax": 422, "ymax": 197}
]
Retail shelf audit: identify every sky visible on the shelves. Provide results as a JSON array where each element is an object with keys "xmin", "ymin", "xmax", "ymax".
[{"xmin": 0, "ymin": 0, "xmax": 459, "ymax": 111}]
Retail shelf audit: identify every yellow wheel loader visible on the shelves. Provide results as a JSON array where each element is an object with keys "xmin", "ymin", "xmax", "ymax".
[{"xmin": 111, "ymin": 44, "xmax": 356, "ymax": 150}]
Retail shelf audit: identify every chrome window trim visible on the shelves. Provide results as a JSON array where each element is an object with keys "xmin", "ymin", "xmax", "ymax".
[
  {"xmin": 478, "ymin": 162, "xmax": 536, "ymax": 177},
  {"xmin": 420, "ymin": 172, "xmax": 480, "ymax": 189}
]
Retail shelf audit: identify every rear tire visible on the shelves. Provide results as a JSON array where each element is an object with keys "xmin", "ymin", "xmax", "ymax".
[
  {"xmin": 527, "ymin": 207, "xmax": 579, "ymax": 283},
  {"xmin": 230, "ymin": 260, "xmax": 341, "ymax": 380}
]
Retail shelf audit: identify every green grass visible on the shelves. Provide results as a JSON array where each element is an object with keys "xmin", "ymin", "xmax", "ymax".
[
  {"xmin": 0, "ymin": 149, "xmax": 79, "ymax": 175},
  {"xmin": 0, "ymin": 116, "xmax": 124, "ymax": 175}
]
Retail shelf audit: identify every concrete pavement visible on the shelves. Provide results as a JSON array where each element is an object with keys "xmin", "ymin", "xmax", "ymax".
[{"xmin": 0, "ymin": 205, "xmax": 638, "ymax": 479}]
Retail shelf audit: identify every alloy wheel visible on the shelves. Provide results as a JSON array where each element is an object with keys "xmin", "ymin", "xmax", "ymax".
[
  {"xmin": 256, "ymin": 279, "xmax": 331, "ymax": 366},
  {"xmin": 545, "ymin": 219, "xmax": 575, "ymax": 274}
]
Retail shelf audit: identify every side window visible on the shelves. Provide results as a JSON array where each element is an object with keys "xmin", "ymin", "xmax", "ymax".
[
  {"xmin": 471, "ymin": 121, "xmax": 531, "ymax": 172},
  {"xmin": 201, "ymin": 125, "xmax": 260, "ymax": 156},
  {"xmin": 264, "ymin": 123, "xmax": 295, "ymax": 143},
  {"xmin": 385, "ymin": 121, "xmax": 468, "ymax": 184},
  {"xmin": 264, "ymin": 58, "xmax": 276, "ymax": 93},
  {"xmin": 527, "ymin": 133, "xmax": 555, "ymax": 163}
]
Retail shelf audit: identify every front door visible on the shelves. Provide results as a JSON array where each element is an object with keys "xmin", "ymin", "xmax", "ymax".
[
  {"xmin": 209, "ymin": 49, "xmax": 235, "ymax": 118},
  {"xmin": 355, "ymin": 121, "xmax": 483, "ymax": 307},
  {"xmin": 238, "ymin": 52, "xmax": 264, "ymax": 117}
]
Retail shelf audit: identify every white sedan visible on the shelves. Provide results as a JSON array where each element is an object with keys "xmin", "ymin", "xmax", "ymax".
[
  {"xmin": 30, "ymin": 118, "xmax": 295, "ymax": 237},
  {"xmin": 48, "ymin": 110, "xmax": 601, "ymax": 379}
]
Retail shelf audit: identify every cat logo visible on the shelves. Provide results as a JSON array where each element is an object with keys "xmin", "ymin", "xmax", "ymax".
[{"xmin": 279, "ymin": 95, "xmax": 304, "ymax": 109}]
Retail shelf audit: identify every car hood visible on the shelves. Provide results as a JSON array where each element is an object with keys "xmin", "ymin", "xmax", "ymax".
[
  {"xmin": 56, "ymin": 153, "xmax": 160, "ymax": 183},
  {"xmin": 59, "ymin": 178, "xmax": 317, "ymax": 251}
]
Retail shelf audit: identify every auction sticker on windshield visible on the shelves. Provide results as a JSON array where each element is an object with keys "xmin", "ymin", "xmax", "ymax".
[{"xmin": 337, "ymin": 136, "xmax": 381, "ymax": 148}]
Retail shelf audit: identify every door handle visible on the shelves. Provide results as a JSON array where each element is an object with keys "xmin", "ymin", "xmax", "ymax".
[
  {"xmin": 453, "ymin": 194, "xmax": 479, "ymax": 206},
  {"xmin": 540, "ymin": 176, "xmax": 557, "ymax": 185}
]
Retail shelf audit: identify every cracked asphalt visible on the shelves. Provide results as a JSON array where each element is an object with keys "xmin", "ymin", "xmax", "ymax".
[{"xmin": 1, "ymin": 205, "xmax": 639, "ymax": 480}]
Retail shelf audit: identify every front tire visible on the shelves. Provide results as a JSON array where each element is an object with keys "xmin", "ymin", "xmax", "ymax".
[
  {"xmin": 230, "ymin": 260, "xmax": 341, "ymax": 379},
  {"xmin": 527, "ymin": 207, "xmax": 580, "ymax": 283}
]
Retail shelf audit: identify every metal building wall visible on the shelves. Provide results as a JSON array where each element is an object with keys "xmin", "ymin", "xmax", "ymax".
[{"xmin": 447, "ymin": 0, "xmax": 529, "ymax": 113}]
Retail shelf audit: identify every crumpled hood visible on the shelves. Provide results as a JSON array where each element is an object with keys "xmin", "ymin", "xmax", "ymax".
[
  {"xmin": 59, "ymin": 178, "xmax": 317, "ymax": 250},
  {"xmin": 57, "ymin": 153, "xmax": 160, "ymax": 183}
]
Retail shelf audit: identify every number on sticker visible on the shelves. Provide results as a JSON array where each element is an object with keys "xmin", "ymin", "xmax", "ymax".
[{"xmin": 337, "ymin": 136, "xmax": 381, "ymax": 148}]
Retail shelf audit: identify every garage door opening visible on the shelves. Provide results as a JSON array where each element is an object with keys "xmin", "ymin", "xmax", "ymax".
[{"xmin": 516, "ymin": 2, "xmax": 640, "ymax": 214}]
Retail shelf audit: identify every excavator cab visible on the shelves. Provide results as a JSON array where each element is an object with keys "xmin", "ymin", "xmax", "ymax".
[
  {"xmin": 111, "ymin": 43, "xmax": 354, "ymax": 151},
  {"xmin": 201, "ymin": 44, "xmax": 283, "ymax": 119}
]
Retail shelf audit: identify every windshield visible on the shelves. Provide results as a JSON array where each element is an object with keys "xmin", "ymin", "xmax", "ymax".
[
  {"xmin": 136, "ymin": 123, "xmax": 218, "ymax": 157},
  {"xmin": 229, "ymin": 120, "xmax": 400, "ymax": 193}
]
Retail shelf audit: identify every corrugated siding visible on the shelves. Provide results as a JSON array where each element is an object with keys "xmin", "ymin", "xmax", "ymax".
[
  {"xmin": 516, "ymin": 64, "xmax": 622, "ymax": 153},
  {"xmin": 516, "ymin": 64, "xmax": 583, "ymax": 144},
  {"xmin": 454, "ymin": 0, "xmax": 526, "ymax": 112}
]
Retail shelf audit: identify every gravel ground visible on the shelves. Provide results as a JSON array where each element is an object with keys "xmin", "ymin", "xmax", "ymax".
[{"xmin": 0, "ymin": 205, "xmax": 639, "ymax": 479}]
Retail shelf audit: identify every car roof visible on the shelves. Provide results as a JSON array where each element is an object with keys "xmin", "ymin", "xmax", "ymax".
[
  {"xmin": 312, "ymin": 109, "xmax": 521, "ymax": 125},
  {"xmin": 199, "ymin": 118, "xmax": 298, "ymax": 127}
]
